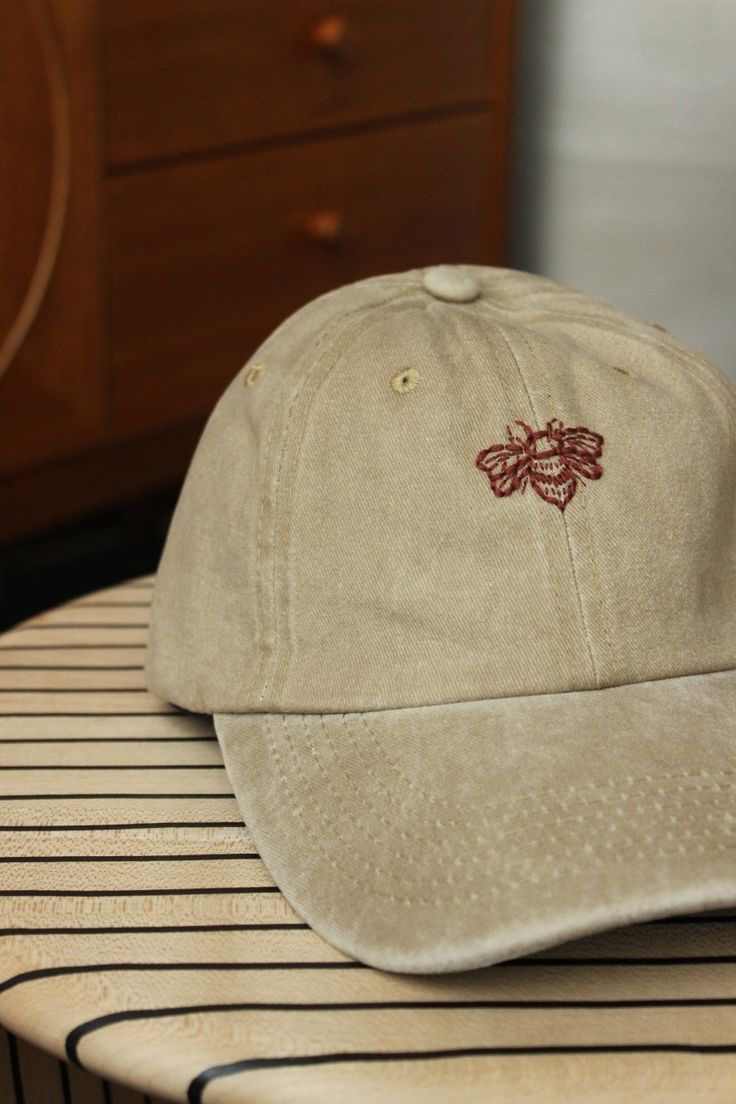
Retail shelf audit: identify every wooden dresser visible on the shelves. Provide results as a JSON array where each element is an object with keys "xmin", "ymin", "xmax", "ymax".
[{"xmin": 1, "ymin": 0, "xmax": 516, "ymax": 544}]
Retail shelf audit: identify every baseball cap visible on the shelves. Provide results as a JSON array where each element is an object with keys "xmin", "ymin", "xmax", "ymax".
[{"xmin": 145, "ymin": 264, "xmax": 736, "ymax": 974}]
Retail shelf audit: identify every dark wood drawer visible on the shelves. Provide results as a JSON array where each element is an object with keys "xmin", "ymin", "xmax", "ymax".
[
  {"xmin": 103, "ymin": 0, "xmax": 501, "ymax": 166},
  {"xmin": 108, "ymin": 111, "xmax": 498, "ymax": 436}
]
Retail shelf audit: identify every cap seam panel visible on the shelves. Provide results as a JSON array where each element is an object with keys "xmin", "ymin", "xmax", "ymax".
[
  {"xmin": 491, "ymin": 321, "xmax": 601, "ymax": 688},
  {"xmin": 578, "ymin": 499, "xmax": 618, "ymax": 676},
  {"xmin": 250, "ymin": 291, "xmax": 421, "ymax": 701},
  {"xmin": 244, "ymin": 384, "xmax": 289, "ymax": 701},
  {"xmin": 264, "ymin": 298, "xmax": 429, "ymax": 704},
  {"xmin": 523, "ymin": 310, "xmax": 736, "ymax": 425},
  {"xmin": 226, "ymin": 272, "xmax": 734, "ymax": 708},
  {"xmin": 265, "ymin": 301, "xmax": 409, "ymax": 702},
  {"xmin": 428, "ymin": 302, "xmax": 577, "ymax": 690},
  {"xmin": 516, "ymin": 327, "xmax": 618, "ymax": 681},
  {"xmin": 215, "ymin": 661, "xmax": 736, "ymax": 717},
  {"xmin": 254, "ymin": 307, "xmax": 367, "ymax": 700},
  {"xmin": 470, "ymin": 299, "xmax": 736, "ymax": 429},
  {"xmin": 247, "ymin": 295, "xmax": 400, "ymax": 703},
  {"xmin": 466, "ymin": 301, "xmax": 588, "ymax": 677}
]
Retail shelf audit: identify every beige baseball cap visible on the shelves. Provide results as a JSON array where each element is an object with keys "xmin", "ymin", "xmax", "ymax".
[{"xmin": 146, "ymin": 264, "xmax": 736, "ymax": 974}]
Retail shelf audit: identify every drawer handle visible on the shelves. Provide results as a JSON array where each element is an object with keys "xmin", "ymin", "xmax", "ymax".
[
  {"xmin": 303, "ymin": 209, "xmax": 344, "ymax": 245},
  {"xmin": 308, "ymin": 14, "xmax": 349, "ymax": 58}
]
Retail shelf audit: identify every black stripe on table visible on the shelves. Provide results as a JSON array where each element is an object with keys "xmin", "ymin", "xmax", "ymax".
[
  {"xmin": 0, "ymin": 737, "xmax": 217, "ymax": 743},
  {"xmin": 187, "ymin": 1043, "xmax": 736, "ymax": 1103},
  {"xmin": 0, "ymin": 793, "xmax": 236, "ymax": 799},
  {"xmin": 1, "ymin": 917, "xmax": 731, "ymax": 936},
  {"xmin": 0, "ymin": 645, "xmax": 147, "ymax": 651},
  {"xmin": 64, "ymin": 994, "xmax": 736, "ymax": 1067},
  {"xmin": 0, "ymin": 922, "xmax": 307, "ymax": 936},
  {"xmin": 58, "ymin": 1057, "xmax": 72, "ymax": 1104},
  {"xmin": 0, "ymin": 765, "xmax": 225, "ymax": 770},
  {"xmin": 6, "ymin": 1030, "xmax": 24, "ymax": 1104},
  {"xmin": 0, "ymin": 821, "xmax": 243, "ymax": 831},
  {"xmin": 1, "ymin": 959, "xmax": 363, "ymax": 997},
  {"xmin": 0, "ymin": 853, "xmax": 258, "ymax": 862},
  {"xmin": 6, "ymin": 953, "xmax": 736, "ymax": 999},
  {"xmin": 0, "ymin": 887, "xmax": 277, "ymax": 899},
  {"xmin": 16, "ymin": 624, "xmax": 150, "ymax": 630},
  {"xmin": 0, "ymin": 666, "xmax": 145, "ymax": 671},
  {"xmin": 0, "ymin": 715, "xmax": 179, "ymax": 724}
]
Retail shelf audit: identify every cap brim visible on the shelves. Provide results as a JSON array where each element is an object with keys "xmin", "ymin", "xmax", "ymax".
[{"xmin": 214, "ymin": 668, "xmax": 736, "ymax": 974}]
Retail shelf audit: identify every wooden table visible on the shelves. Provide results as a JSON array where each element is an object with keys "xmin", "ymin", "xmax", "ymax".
[{"xmin": 0, "ymin": 578, "xmax": 735, "ymax": 1104}]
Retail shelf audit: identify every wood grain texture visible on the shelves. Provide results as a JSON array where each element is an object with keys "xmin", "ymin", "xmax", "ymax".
[
  {"xmin": 0, "ymin": 0, "xmax": 107, "ymax": 478},
  {"xmin": 0, "ymin": 420, "xmax": 202, "ymax": 545},
  {"xmin": 1, "ymin": 580, "xmax": 735, "ymax": 1104},
  {"xmin": 102, "ymin": 0, "xmax": 500, "ymax": 167},
  {"xmin": 108, "ymin": 112, "xmax": 496, "ymax": 437},
  {"xmin": 1, "ymin": 0, "xmax": 515, "ymax": 543},
  {"xmin": 0, "ymin": 1, "xmax": 55, "ymax": 376},
  {"xmin": 1, "ymin": 1025, "xmax": 172, "ymax": 1103}
]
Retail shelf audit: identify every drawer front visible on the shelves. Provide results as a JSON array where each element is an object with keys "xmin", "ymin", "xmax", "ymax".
[
  {"xmin": 108, "ymin": 112, "xmax": 498, "ymax": 436},
  {"xmin": 103, "ymin": 0, "xmax": 502, "ymax": 166}
]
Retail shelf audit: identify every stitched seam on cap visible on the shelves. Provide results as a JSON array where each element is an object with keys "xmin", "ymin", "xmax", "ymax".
[
  {"xmin": 517, "ymin": 328, "xmax": 617, "ymax": 680},
  {"xmin": 297, "ymin": 731, "xmax": 736, "ymax": 890},
  {"xmin": 264, "ymin": 297, "xmax": 427, "ymax": 704},
  {"xmin": 240, "ymin": 304, "xmax": 353, "ymax": 703},
  {"xmin": 491, "ymin": 321, "xmax": 601, "ymax": 687},
  {"xmin": 527, "ymin": 310, "xmax": 736, "ymax": 424},
  {"xmin": 265, "ymin": 710, "xmax": 736, "ymax": 904},
  {"xmin": 349, "ymin": 711, "xmax": 736, "ymax": 838},
  {"xmin": 263, "ymin": 313, "xmax": 352, "ymax": 698},
  {"xmin": 283, "ymin": 718, "xmax": 736, "ymax": 895},
  {"xmin": 333, "ymin": 711, "xmax": 736, "ymax": 829},
  {"xmin": 264, "ymin": 302, "xmax": 404, "ymax": 703},
  {"xmin": 531, "ymin": 331, "xmax": 617, "ymax": 674},
  {"xmin": 429, "ymin": 304, "xmax": 574, "ymax": 692},
  {"xmin": 284, "ymin": 706, "xmax": 736, "ymax": 830},
  {"xmin": 246, "ymin": 273, "xmax": 419, "ymax": 702},
  {"xmin": 219, "ymin": 658, "xmax": 735, "ymax": 715},
  {"xmin": 283, "ymin": 714, "xmax": 736, "ymax": 853},
  {"xmin": 578, "ymin": 498, "xmax": 617, "ymax": 674},
  {"xmin": 245, "ymin": 385, "xmax": 286, "ymax": 700},
  {"xmin": 245, "ymin": 296, "xmax": 394, "ymax": 703},
  {"xmin": 459, "ymin": 302, "xmax": 579, "ymax": 677}
]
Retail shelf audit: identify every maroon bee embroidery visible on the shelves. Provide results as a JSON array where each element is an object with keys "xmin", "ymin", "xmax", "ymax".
[{"xmin": 476, "ymin": 418, "xmax": 604, "ymax": 512}]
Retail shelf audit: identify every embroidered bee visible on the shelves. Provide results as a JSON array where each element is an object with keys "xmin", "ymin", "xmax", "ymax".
[{"xmin": 476, "ymin": 418, "xmax": 604, "ymax": 512}]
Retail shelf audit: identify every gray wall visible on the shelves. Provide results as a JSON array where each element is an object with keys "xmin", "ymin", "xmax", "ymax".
[{"xmin": 509, "ymin": 0, "xmax": 736, "ymax": 375}]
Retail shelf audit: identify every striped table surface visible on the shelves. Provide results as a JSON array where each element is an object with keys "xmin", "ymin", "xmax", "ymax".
[{"xmin": 0, "ymin": 580, "xmax": 735, "ymax": 1104}]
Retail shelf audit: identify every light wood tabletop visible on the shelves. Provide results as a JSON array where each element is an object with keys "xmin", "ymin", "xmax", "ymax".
[{"xmin": 0, "ymin": 578, "xmax": 735, "ymax": 1104}]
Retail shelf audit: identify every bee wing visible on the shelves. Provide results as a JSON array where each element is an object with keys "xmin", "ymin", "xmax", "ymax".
[
  {"xmin": 560, "ymin": 426, "xmax": 604, "ymax": 481},
  {"xmin": 476, "ymin": 444, "xmax": 529, "ymax": 498}
]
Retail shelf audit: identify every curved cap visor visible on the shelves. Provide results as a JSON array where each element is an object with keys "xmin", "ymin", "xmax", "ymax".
[{"xmin": 214, "ymin": 668, "xmax": 736, "ymax": 974}]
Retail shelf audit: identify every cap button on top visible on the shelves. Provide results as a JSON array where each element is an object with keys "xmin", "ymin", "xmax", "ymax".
[{"xmin": 422, "ymin": 265, "xmax": 481, "ymax": 303}]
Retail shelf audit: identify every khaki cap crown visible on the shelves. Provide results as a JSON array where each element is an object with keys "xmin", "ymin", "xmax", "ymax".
[{"xmin": 146, "ymin": 265, "xmax": 736, "ymax": 715}]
